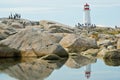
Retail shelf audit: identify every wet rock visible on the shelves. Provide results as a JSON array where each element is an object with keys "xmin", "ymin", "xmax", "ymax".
[
  {"xmin": 40, "ymin": 54, "xmax": 61, "ymax": 60},
  {"xmin": 0, "ymin": 46, "xmax": 20, "ymax": 58},
  {"xmin": 103, "ymin": 58, "xmax": 120, "ymax": 66},
  {"xmin": 103, "ymin": 49, "xmax": 120, "ymax": 59},
  {"xmin": 60, "ymin": 34, "xmax": 98, "ymax": 53}
]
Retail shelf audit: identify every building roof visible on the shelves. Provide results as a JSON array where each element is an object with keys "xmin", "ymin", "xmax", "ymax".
[{"xmin": 84, "ymin": 3, "xmax": 89, "ymax": 6}]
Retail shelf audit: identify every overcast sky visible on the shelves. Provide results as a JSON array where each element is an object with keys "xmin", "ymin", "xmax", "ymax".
[{"xmin": 0, "ymin": 0, "xmax": 120, "ymax": 27}]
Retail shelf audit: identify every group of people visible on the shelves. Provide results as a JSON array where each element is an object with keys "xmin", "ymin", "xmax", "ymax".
[
  {"xmin": 114, "ymin": 25, "xmax": 120, "ymax": 29},
  {"xmin": 8, "ymin": 13, "xmax": 21, "ymax": 19},
  {"xmin": 75, "ymin": 23, "xmax": 96, "ymax": 28}
]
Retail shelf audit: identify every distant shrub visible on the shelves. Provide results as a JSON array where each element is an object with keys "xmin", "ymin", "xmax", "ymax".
[{"xmin": 94, "ymin": 27, "xmax": 120, "ymax": 35}]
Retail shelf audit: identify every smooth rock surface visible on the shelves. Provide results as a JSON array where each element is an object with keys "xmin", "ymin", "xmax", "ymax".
[
  {"xmin": 60, "ymin": 34, "xmax": 98, "ymax": 52},
  {"xmin": 40, "ymin": 20, "xmax": 74, "ymax": 33},
  {"xmin": 0, "ymin": 27, "xmax": 68, "ymax": 57}
]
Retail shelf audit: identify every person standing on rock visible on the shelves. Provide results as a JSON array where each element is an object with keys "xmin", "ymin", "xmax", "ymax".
[{"xmin": 10, "ymin": 13, "xmax": 13, "ymax": 19}]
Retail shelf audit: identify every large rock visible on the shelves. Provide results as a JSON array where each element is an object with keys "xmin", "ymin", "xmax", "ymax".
[
  {"xmin": 0, "ymin": 23, "xmax": 17, "ymax": 40},
  {"xmin": 0, "ymin": 18, "xmax": 40, "ymax": 40},
  {"xmin": 0, "ymin": 46, "xmax": 20, "ymax": 58},
  {"xmin": 103, "ymin": 58, "xmax": 120, "ymax": 66},
  {"xmin": 103, "ymin": 49, "xmax": 120, "ymax": 59},
  {"xmin": 0, "ymin": 26, "xmax": 68, "ymax": 57},
  {"xmin": 40, "ymin": 20, "xmax": 74, "ymax": 33},
  {"xmin": 60, "ymin": 34, "xmax": 98, "ymax": 52}
]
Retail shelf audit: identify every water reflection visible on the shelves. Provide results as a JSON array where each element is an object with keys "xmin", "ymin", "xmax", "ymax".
[
  {"xmin": 0, "ymin": 57, "xmax": 67, "ymax": 80},
  {"xmin": 0, "ymin": 54, "xmax": 120, "ymax": 80},
  {"xmin": 85, "ymin": 64, "xmax": 91, "ymax": 79},
  {"xmin": 103, "ymin": 58, "xmax": 120, "ymax": 66},
  {"xmin": 46, "ymin": 54, "xmax": 120, "ymax": 80},
  {"xmin": 65, "ymin": 54, "xmax": 96, "ymax": 68},
  {"xmin": 65, "ymin": 54, "xmax": 96, "ymax": 80}
]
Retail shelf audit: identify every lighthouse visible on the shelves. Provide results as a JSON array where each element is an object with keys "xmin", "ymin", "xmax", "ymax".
[
  {"xmin": 85, "ymin": 64, "xmax": 91, "ymax": 79},
  {"xmin": 83, "ymin": 3, "xmax": 91, "ymax": 27}
]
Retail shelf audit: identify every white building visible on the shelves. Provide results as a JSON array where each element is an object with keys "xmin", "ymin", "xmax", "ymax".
[
  {"xmin": 85, "ymin": 64, "xmax": 91, "ymax": 79},
  {"xmin": 83, "ymin": 3, "xmax": 91, "ymax": 27}
]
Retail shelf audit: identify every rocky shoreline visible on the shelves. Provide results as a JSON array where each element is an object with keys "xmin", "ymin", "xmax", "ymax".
[{"xmin": 0, "ymin": 18, "xmax": 120, "ymax": 60}]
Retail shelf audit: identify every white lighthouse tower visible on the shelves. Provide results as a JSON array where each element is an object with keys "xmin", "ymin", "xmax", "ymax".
[
  {"xmin": 83, "ymin": 3, "xmax": 91, "ymax": 27},
  {"xmin": 85, "ymin": 64, "xmax": 91, "ymax": 79}
]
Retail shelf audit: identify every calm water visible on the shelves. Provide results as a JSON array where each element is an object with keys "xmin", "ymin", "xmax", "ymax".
[{"xmin": 0, "ymin": 54, "xmax": 120, "ymax": 80}]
